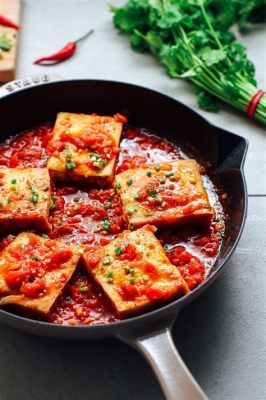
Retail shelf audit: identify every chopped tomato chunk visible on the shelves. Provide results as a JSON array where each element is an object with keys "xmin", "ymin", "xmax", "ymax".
[
  {"xmin": 20, "ymin": 278, "xmax": 47, "ymax": 298},
  {"xmin": 4, "ymin": 270, "xmax": 30, "ymax": 289},
  {"xmin": 47, "ymin": 249, "xmax": 73, "ymax": 270},
  {"xmin": 118, "ymin": 283, "xmax": 140, "ymax": 301},
  {"xmin": 85, "ymin": 252, "xmax": 101, "ymax": 269}
]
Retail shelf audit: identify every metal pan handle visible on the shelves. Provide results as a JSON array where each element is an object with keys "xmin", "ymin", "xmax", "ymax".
[{"xmin": 121, "ymin": 326, "xmax": 208, "ymax": 400}]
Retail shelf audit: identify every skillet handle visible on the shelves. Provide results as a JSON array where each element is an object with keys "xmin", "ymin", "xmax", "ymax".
[
  {"xmin": 0, "ymin": 74, "xmax": 62, "ymax": 97},
  {"xmin": 131, "ymin": 327, "xmax": 208, "ymax": 400}
]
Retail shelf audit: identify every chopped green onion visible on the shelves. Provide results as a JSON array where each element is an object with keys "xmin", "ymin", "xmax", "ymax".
[
  {"xmin": 134, "ymin": 193, "xmax": 140, "ymax": 200},
  {"xmin": 66, "ymin": 162, "xmax": 76, "ymax": 171},
  {"xmin": 148, "ymin": 189, "xmax": 157, "ymax": 196},
  {"xmin": 166, "ymin": 172, "xmax": 174, "ymax": 177},
  {"xmin": 158, "ymin": 176, "xmax": 166, "ymax": 184},
  {"xmin": 126, "ymin": 207, "xmax": 134, "ymax": 215},
  {"xmin": 104, "ymin": 202, "xmax": 112, "ymax": 210},
  {"xmin": 31, "ymin": 255, "xmax": 38, "ymax": 261},
  {"xmin": 146, "ymin": 170, "xmax": 152, "ymax": 177},
  {"xmin": 102, "ymin": 256, "xmax": 111, "ymax": 265},
  {"xmin": 106, "ymin": 271, "xmax": 113, "ymax": 283},
  {"xmin": 114, "ymin": 246, "xmax": 123, "ymax": 255},
  {"xmin": 103, "ymin": 219, "xmax": 111, "ymax": 232},
  {"xmin": 155, "ymin": 195, "xmax": 162, "ymax": 203},
  {"xmin": 129, "ymin": 223, "xmax": 134, "ymax": 231},
  {"xmin": 30, "ymin": 193, "xmax": 39, "ymax": 203},
  {"xmin": 11, "ymin": 178, "xmax": 16, "ymax": 184},
  {"xmin": 79, "ymin": 286, "xmax": 89, "ymax": 292},
  {"xmin": 115, "ymin": 181, "xmax": 121, "ymax": 189},
  {"xmin": 127, "ymin": 178, "xmax": 133, "ymax": 186},
  {"xmin": 7, "ymin": 197, "xmax": 11, "ymax": 204},
  {"xmin": 128, "ymin": 277, "xmax": 135, "ymax": 284},
  {"xmin": 154, "ymin": 165, "xmax": 160, "ymax": 171}
]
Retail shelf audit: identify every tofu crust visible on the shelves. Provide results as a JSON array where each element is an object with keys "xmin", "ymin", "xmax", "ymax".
[
  {"xmin": 0, "ymin": 232, "xmax": 81, "ymax": 317},
  {"xmin": 47, "ymin": 112, "xmax": 124, "ymax": 186},
  {"xmin": 0, "ymin": 168, "xmax": 51, "ymax": 233},
  {"xmin": 83, "ymin": 226, "xmax": 189, "ymax": 318},
  {"xmin": 114, "ymin": 160, "xmax": 214, "ymax": 229}
]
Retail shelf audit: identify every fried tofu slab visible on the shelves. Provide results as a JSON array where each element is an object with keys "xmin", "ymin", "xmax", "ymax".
[
  {"xmin": 0, "ymin": 232, "xmax": 81, "ymax": 317},
  {"xmin": 83, "ymin": 226, "xmax": 189, "ymax": 318},
  {"xmin": 114, "ymin": 160, "xmax": 214, "ymax": 229},
  {"xmin": 47, "ymin": 112, "xmax": 125, "ymax": 186},
  {"xmin": 0, "ymin": 168, "xmax": 51, "ymax": 233}
]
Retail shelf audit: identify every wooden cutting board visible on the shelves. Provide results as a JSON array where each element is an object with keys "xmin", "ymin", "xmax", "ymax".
[{"xmin": 0, "ymin": 0, "xmax": 21, "ymax": 83}]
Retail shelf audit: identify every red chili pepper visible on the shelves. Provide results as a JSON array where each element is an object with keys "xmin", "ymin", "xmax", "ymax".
[
  {"xmin": 0, "ymin": 14, "xmax": 20, "ymax": 30},
  {"xmin": 33, "ymin": 29, "xmax": 93, "ymax": 65}
]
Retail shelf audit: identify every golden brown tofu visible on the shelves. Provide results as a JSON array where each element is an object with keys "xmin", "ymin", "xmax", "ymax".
[
  {"xmin": 114, "ymin": 160, "xmax": 214, "ymax": 229},
  {"xmin": 0, "ymin": 232, "xmax": 81, "ymax": 317},
  {"xmin": 83, "ymin": 225, "xmax": 189, "ymax": 318},
  {"xmin": 0, "ymin": 168, "xmax": 51, "ymax": 233},
  {"xmin": 47, "ymin": 112, "xmax": 125, "ymax": 186}
]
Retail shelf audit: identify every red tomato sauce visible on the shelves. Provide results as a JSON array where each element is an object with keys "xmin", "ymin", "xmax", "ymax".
[{"xmin": 0, "ymin": 123, "xmax": 225, "ymax": 325}]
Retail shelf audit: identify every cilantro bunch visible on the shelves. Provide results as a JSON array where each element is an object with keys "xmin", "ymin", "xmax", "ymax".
[{"xmin": 112, "ymin": 0, "xmax": 266, "ymax": 125}]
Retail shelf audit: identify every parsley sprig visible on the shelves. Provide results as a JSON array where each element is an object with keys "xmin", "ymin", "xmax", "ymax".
[{"xmin": 112, "ymin": 0, "xmax": 266, "ymax": 124}]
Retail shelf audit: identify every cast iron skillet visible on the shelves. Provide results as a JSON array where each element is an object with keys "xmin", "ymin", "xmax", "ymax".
[{"xmin": 0, "ymin": 75, "xmax": 248, "ymax": 400}]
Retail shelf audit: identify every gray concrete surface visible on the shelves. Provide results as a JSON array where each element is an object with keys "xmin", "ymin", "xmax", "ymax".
[{"xmin": 0, "ymin": 1, "xmax": 265, "ymax": 399}]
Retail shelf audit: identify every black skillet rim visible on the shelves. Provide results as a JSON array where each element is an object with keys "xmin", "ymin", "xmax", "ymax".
[{"xmin": 0, "ymin": 79, "xmax": 248, "ymax": 332}]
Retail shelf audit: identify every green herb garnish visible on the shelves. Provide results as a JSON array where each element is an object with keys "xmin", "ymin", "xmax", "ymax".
[
  {"xmin": 29, "ymin": 184, "xmax": 39, "ymax": 204},
  {"xmin": 79, "ymin": 286, "xmax": 89, "ymax": 292},
  {"xmin": 66, "ymin": 162, "xmax": 76, "ymax": 171},
  {"xmin": 112, "ymin": 0, "xmax": 266, "ymax": 125},
  {"xmin": 114, "ymin": 246, "xmax": 123, "ymax": 255},
  {"xmin": 106, "ymin": 271, "xmax": 113, "ymax": 283},
  {"xmin": 158, "ymin": 176, "xmax": 166, "ymax": 184},
  {"xmin": 147, "ymin": 189, "xmax": 157, "ymax": 196},
  {"xmin": 103, "ymin": 256, "xmax": 111, "ymax": 265},
  {"xmin": 155, "ymin": 195, "xmax": 163, "ymax": 203},
  {"xmin": 103, "ymin": 219, "xmax": 111, "ymax": 232}
]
